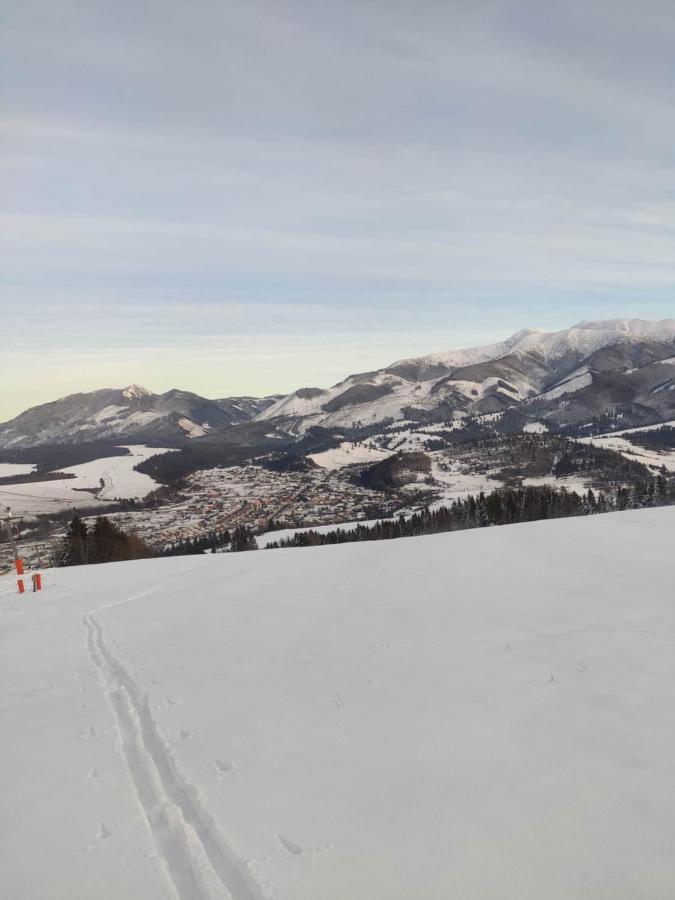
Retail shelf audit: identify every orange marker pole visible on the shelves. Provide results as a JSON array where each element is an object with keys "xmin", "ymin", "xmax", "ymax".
[
  {"xmin": 35, "ymin": 573, "xmax": 42, "ymax": 591},
  {"xmin": 15, "ymin": 558, "xmax": 24, "ymax": 575},
  {"xmin": 17, "ymin": 579, "xmax": 25, "ymax": 594}
]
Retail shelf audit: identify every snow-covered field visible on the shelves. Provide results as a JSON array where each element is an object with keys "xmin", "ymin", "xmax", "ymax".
[
  {"xmin": 0, "ymin": 462, "xmax": 36, "ymax": 477},
  {"xmin": 2, "ymin": 507, "xmax": 675, "ymax": 899},
  {"xmin": 0, "ymin": 446, "xmax": 173, "ymax": 516},
  {"xmin": 579, "ymin": 431, "xmax": 675, "ymax": 473},
  {"xmin": 307, "ymin": 441, "xmax": 392, "ymax": 470}
]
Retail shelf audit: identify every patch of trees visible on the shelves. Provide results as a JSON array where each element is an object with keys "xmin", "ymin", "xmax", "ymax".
[
  {"xmin": 359, "ymin": 452, "xmax": 431, "ymax": 491},
  {"xmin": 134, "ymin": 445, "xmax": 259, "ymax": 486},
  {"xmin": 161, "ymin": 525, "xmax": 258, "ymax": 556},
  {"xmin": 0, "ymin": 471, "xmax": 76, "ymax": 486},
  {"xmin": 561, "ymin": 408, "xmax": 661, "ymax": 438},
  {"xmin": 0, "ymin": 442, "xmax": 130, "ymax": 472},
  {"xmin": 451, "ymin": 433, "xmax": 651, "ymax": 485},
  {"xmin": 625, "ymin": 427, "xmax": 675, "ymax": 452},
  {"xmin": 57, "ymin": 515, "xmax": 154, "ymax": 566},
  {"xmin": 160, "ymin": 528, "xmax": 232, "ymax": 556},
  {"xmin": 259, "ymin": 453, "xmax": 319, "ymax": 473},
  {"xmin": 266, "ymin": 476, "xmax": 672, "ymax": 550}
]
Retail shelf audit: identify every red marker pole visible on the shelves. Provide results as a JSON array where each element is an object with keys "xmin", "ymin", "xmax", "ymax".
[{"xmin": 4, "ymin": 508, "xmax": 29, "ymax": 594}]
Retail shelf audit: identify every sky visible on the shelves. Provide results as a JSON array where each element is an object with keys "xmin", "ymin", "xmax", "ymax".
[{"xmin": 2, "ymin": 0, "xmax": 675, "ymax": 420}]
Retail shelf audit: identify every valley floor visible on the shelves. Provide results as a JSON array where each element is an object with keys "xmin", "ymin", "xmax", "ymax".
[{"xmin": 2, "ymin": 507, "xmax": 674, "ymax": 899}]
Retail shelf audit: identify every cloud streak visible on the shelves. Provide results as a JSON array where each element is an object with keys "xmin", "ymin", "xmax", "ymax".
[{"xmin": 1, "ymin": 0, "xmax": 674, "ymax": 418}]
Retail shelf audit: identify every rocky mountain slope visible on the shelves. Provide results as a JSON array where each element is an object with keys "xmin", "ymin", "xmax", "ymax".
[
  {"xmin": 257, "ymin": 319, "xmax": 675, "ymax": 433},
  {"xmin": 0, "ymin": 385, "xmax": 277, "ymax": 448}
]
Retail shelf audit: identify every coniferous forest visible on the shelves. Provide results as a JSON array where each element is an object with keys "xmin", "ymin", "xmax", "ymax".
[
  {"xmin": 266, "ymin": 476, "xmax": 673, "ymax": 550},
  {"xmin": 57, "ymin": 515, "xmax": 154, "ymax": 566},
  {"xmin": 56, "ymin": 474, "xmax": 673, "ymax": 564}
]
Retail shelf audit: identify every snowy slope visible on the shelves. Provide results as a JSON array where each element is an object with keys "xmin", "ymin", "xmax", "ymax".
[
  {"xmin": 2, "ymin": 507, "xmax": 675, "ymax": 899},
  {"xmin": 394, "ymin": 318, "xmax": 675, "ymax": 370}
]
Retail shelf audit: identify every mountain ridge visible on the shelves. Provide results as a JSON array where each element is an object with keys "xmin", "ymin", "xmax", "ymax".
[
  {"xmin": 0, "ymin": 386, "xmax": 280, "ymax": 449},
  {"xmin": 256, "ymin": 318, "xmax": 675, "ymax": 433},
  {"xmin": 2, "ymin": 319, "xmax": 674, "ymax": 448}
]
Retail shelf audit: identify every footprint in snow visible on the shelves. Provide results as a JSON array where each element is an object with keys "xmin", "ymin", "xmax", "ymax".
[
  {"xmin": 88, "ymin": 768, "xmax": 99, "ymax": 781},
  {"xmin": 81, "ymin": 724, "xmax": 96, "ymax": 739},
  {"xmin": 277, "ymin": 834, "xmax": 303, "ymax": 856},
  {"xmin": 177, "ymin": 729, "xmax": 194, "ymax": 741},
  {"xmin": 97, "ymin": 823, "xmax": 111, "ymax": 840},
  {"xmin": 165, "ymin": 696, "xmax": 178, "ymax": 707},
  {"xmin": 214, "ymin": 758, "xmax": 235, "ymax": 777}
]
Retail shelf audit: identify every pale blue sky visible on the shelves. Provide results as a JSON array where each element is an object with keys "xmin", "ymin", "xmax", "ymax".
[{"xmin": 2, "ymin": 0, "xmax": 675, "ymax": 418}]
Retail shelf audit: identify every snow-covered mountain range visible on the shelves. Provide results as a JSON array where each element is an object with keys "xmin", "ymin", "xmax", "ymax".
[
  {"xmin": 0, "ymin": 385, "xmax": 279, "ymax": 448},
  {"xmin": 1, "ymin": 319, "xmax": 674, "ymax": 448},
  {"xmin": 257, "ymin": 318, "xmax": 675, "ymax": 432}
]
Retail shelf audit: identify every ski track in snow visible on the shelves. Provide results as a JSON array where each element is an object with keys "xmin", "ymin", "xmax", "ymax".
[{"xmin": 82, "ymin": 593, "xmax": 264, "ymax": 900}]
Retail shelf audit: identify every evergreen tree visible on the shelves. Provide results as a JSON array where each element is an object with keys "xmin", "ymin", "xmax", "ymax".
[
  {"xmin": 230, "ymin": 526, "xmax": 258, "ymax": 552},
  {"xmin": 60, "ymin": 514, "xmax": 89, "ymax": 566}
]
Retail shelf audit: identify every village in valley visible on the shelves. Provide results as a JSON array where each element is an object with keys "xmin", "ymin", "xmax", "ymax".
[
  {"xmin": 3, "ymin": 415, "xmax": 674, "ymax": 572},
  {"xmin": 0, "ymin": 455, "xmax": 421, "ymax": 570}
]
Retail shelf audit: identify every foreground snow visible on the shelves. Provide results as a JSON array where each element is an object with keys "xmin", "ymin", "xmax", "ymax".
[{"xmin": 2, "ymin": 508, "xmax": 675, "ymax": 899}]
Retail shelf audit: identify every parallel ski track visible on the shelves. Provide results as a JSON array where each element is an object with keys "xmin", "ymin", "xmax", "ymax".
[{"xmin": 83, "ymin": 595, "xmax": 264, "ymax": 900}]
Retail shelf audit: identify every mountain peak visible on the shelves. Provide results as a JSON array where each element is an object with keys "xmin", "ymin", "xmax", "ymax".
[{"xmin": 122, "ymin": 384, "xmax": 153, "ymax": 400}]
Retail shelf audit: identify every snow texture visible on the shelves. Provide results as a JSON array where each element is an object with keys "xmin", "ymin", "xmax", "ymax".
[{"xmin": 2, "ymin": 507, "xmax": 675, "ymax": 899}]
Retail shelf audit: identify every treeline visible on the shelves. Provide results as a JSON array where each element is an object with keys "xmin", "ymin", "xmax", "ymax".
[
  {"xmin": 562, "ymin": 408, "xmax": 662, "ymax": 437},
  {"xmin": 159, "ymin": 525, "xmax": 258, "ymax": 556},
  {"xmin": 266, "ymin": 477, "xmax": 672, "ymax": 550},
  {"xmin": 57, "ymin": 515, "xmax": 260, "ymax": 566},
  {"xmin": 359, "ymin": 452, "xmax": 431, "ymax": 490},
  {"xmin": 57, "ymin": 515, "xmax": 154, "ymax": 566},
  {"xmin": 0, "ymin": 442, "xmax": 130, "ymax": 472},
  {"xmin": 134, "ymin": 445, "xmax": 260, "ymax": 486},
  {"xmin": 0, "ymin": 470, "xmax": 76, "ymax": 486},
  {"xmin": 38, "ymin": 489, "xmax": 170, "ymax": 526},
  {"xmin": 626, "ymin": 426, "xmax": 675, "ymax": 452}
]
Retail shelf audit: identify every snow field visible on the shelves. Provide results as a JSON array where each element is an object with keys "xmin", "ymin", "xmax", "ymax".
[
  {"xmin": 0, "ymin": 445, "xmax": 174, "ymax": 516},
  {"xmin": 2, "ymin": 507, "xmax": 675, "ymax": 898}
]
